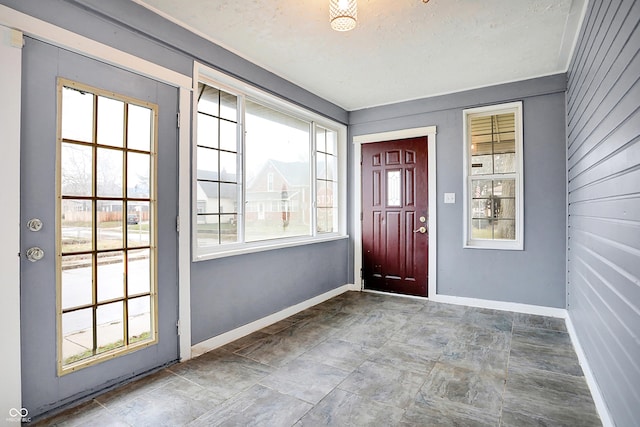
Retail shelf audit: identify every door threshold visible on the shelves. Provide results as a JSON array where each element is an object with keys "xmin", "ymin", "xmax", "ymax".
[{"xmin": 361, "ymin": 289, "xmax": 429, "ymax": 301}]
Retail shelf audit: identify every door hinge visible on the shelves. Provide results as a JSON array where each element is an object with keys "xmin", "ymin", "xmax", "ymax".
[
  {"xmin": 176, "ymin": 216, "xmax": 180, "ymax": 233},
  {"xmin": 360, "ymin": 212, "xmax": 363, "ymax": 221},
  {"xmin": 177, "ymin": 112, "xmax": 181, "ymax": 128},
  {"xmin": 176, "ymin": 320, "xmax": 180, "ymax": 334}
]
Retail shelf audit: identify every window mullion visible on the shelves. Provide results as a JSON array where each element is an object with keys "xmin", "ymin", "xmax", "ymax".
[{"xmin": 239, "ymin": 94, "xmax": 246, "ymax": 244}]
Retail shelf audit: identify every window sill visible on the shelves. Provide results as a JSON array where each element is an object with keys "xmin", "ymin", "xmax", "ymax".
[
  {"xmin": 464, "ymin": 239, "xmax": 523, "ymax": 251},
  {"xmin": 194, "ymin": 234, "xmax": 349, "ymax": 261}
]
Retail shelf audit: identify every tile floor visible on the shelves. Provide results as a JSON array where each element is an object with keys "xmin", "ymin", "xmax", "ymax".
[{"xmin": 35, "ymin": 291, "xmax": 601, "ymax": 426}]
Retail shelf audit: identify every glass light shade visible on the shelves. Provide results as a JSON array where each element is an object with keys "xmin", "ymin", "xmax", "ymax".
[{"xmin": 330, "ymin": 0, "xmax": 357, "ymax": 32}]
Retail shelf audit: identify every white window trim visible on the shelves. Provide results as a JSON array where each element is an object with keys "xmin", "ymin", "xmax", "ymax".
[
  {"xmin": 463, "ymin": 101, "xmax": 524, "ymax": 250},
  {"xmin": 193, "ymin": 62, "xmax": 348, "ymax": 261}
]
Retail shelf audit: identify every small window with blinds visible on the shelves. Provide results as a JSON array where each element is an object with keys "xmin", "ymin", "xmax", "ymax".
[{"xmin": 463, "ymin": 102, "xmax": 523, "ymax": 250}]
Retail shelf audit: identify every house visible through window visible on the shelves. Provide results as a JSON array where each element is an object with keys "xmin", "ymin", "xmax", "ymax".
[
  {"xmin": 464, "ymin": 102, "xmax": 523, "ymax": 250},
  {"xmin": 194, "ymin": 67, "xmax": 346, "ymax": 260}
]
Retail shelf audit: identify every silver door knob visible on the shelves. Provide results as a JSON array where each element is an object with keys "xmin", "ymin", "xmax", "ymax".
[
  {"xmin": 413, "ymin": 226, "xmax": 427, "ymax": 234},
  {"xmin": 26, "ymin": 218, "xmax": 43, "ymax": 232},
  {"xmin": 26, "ymin": 247, "xmax": 44, "ymax": 262}
]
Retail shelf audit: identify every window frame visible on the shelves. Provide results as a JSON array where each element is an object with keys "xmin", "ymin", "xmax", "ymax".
[
  {"xmin": 56, "ymin": 78, "xmax": 159, "ymax": 375},
  {"xmin": 192, "ymin": 63, "xmax": 347, "ymax": 261},
  {"xmin": 463, "ymin": 101, "xmax": 524, "ymax": 250}
]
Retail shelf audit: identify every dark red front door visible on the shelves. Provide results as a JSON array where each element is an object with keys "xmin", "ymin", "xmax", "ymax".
[{"xmin": 362, "ymin": 137, "xmax": 429, "ymax": 297}]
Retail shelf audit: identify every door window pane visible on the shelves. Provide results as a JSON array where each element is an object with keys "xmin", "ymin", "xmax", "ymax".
[
  {"xmin": 97, "ymin": 200, "xmax": 123, "ymax": 250},
  {"xmin": 127, "ymin": 105, "xmax": 152, "ymax": 151},
  {"xmin": 62, "ymin": 308, "xmax": 93, "ymax": 365},
  {"xmin": 127, "ymin": 201, "xmax": 149, "ymax": 248},
  {"xmin": 128, "ymin": 296, "xmax": 152, "ymax": 343},
  {"xmin": 97, "ymin": 301, "xmax": 124, "ymax": 353},
  {"xmin": 61, "ymin": 199, "xmax": 92, "ymax": 253},
  {"xmin": 61, "ymin": 255, "xmax": 93, "ymax": 310},
  {"xmin": 386, "ymin": 170, "xmax": 401, "ymax": 206},
  {"xmin": 97, "ymin": 251, "xmax": 124, "ymax": 302},
  {"xmin": 128, "ymin": 249, "xmax": 150, "ymax": 296},
  {"xmin": 96, "ymin": 147, "xmax": 123, "ymax": 197},
  {"xmin": 61, "ymin": 143, "xmax": 92, "ymax": 196},
  {"xmin": 128, "ymin": 152, "xmax": 150, "ymax": 198},
  {"xmin": 97, "ymin": 96, "xmax": 124, "ymax": 147},
  {"xmin": 61, "ymin": 87, "xmax": 93, "ymax": 143}
]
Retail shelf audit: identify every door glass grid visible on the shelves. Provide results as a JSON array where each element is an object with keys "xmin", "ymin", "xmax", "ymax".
[{"xmin": 58, "ymin": 79, "xmax": 156, "ymax": 372}]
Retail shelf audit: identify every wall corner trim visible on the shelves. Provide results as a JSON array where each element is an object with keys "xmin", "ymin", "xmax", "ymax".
[
  {"xmin": 190, "ymin": 284, "xmax": 359, "ymax": 357},
  {"xmin": 565, "ymin": 314, "xmax": 615, "ymax": 427}
]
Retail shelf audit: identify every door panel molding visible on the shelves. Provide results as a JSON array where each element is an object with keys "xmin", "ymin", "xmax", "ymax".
[{"xmin": 353, "ymin": 126, "xmax": 437, "ymax": 298}]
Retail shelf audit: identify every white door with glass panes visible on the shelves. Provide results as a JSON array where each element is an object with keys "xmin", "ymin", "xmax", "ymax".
[{"xmin": 20, "ymin": 38, "xmax": 179, "ymax": 416}]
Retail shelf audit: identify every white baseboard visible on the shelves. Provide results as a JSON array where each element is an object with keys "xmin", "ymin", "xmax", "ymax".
[
  {"xmin": 191, "ymin": 284, "xmax": 359, "ymax": 357},
  {"xmin": 565, "ymin": 314, "xmax": 614, "ymax": 427},
  {"xmin": 429, "ymin": 294, "xmax": 567, "ymax": 318}
]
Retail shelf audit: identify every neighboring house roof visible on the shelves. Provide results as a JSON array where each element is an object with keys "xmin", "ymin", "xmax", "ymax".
[
  {"xmin": 247, "ymin": 160, "xmax": 309, "ymax": 190},
  {"xmin": 197, "ymin": 170, "xmax": 237, "ymax": 200}
]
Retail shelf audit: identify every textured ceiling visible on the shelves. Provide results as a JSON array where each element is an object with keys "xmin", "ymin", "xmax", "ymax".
[{"xmin": 134, "ymin": 0, "xmax": 586, "ymax": 111}]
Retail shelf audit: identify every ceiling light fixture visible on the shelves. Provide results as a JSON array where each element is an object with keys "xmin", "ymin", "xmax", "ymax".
[{"xmin": 330, "ymin": 0, "xmax": 357, "ymax": 32}]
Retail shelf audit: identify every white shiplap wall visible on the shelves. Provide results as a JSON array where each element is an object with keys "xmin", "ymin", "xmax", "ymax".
[{"xmin": 566, "ymin": 0, "xmax": 640, "ymax": 426}]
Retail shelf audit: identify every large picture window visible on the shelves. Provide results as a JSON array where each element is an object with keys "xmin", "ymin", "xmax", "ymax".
[
  {"xmin": 463, "ymin": 102, "xmax": 523, "ymax": 250},
  {"xmin": 194, "ymin": 66, "xmax": 346, "ymax": 260}
]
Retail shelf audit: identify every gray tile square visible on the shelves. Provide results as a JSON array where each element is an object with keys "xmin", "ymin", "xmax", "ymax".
[
  {"xmin": 188, "ymin": 384, "xmax": 312, "ymax": 427},
  {"xmin": 401, "ymin": 393, "xmax": 499, "ymax": 427},
  {"xmin": 338, "ymin": 360, "xmax": 427, "ymax": 409},
  {"xmin": 419, "ymin": 361, "xmax": 505, "ymax": 414},
  {"xmin": 108, "ymin": 376, "xmax": 223, "ymax": 427},
  {"xmin": 514, "ymin": 312, "xmax": 567, "ymax": 332},
  {"xmin": 297, "ymin": 388, "xmax": 405, "ymax": 426},
  {"xmin": 168, "ymin": 349, "xmax": 273, "ymax": 399},
  {"xmin": 509, "ymin": 339, "xmax": 583, "ymax": 376},
  {"xmin": 302, "ymin": 338, "xmax": 377, "ymax": 371},
  {"xmin": 503, "ymin": 364, "xmax": 600, "ymax": 425},
  {"xmin": 441, "ymin": 339, "xmax": 509, "ymax": 376},
  {"xmin": 259, "ymin": 356, "xmax": 351, "ymax": 404},
  {"xmin": 368, "ymin": 339, "xmax": 440, "ymax": 373}
]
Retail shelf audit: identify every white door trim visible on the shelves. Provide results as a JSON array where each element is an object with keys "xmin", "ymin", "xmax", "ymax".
[
  {"xmin": 0, "ymin": 4, "xmax": 191, "ymax": 89},
  {"xmin": 0, "ymin": 24, "xmax": 23, "ymax": 420},
  {"xmin": 353, "ymin": 126, "xmax": 437, "ymax": 298}
]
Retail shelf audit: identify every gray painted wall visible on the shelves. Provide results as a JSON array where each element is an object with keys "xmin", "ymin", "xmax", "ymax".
[
  {"xmin": 566, "ymin": 1, "xmax": 640, "ymax": 425},
  {"xmin": 350, "ymin": 75, "xmax": 568, "ymax": 308},
  {"xmin": 191, "ymin": 239, "xmax": 349, "ymax": 344}
]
